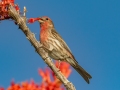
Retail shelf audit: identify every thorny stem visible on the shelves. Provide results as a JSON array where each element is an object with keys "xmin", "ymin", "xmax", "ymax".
[{"xmin": 8, "ymin": 5, "xmax": 76, "ymax": 90}]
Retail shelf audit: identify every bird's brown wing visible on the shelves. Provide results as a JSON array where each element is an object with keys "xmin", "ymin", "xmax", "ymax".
[
  {"xmin": 51, "ymin": 29, "xmax": 92, "ymax": 83},
  {"xmin": 51, "ymin": 29, "xmax": 77, "ymax": 62}
]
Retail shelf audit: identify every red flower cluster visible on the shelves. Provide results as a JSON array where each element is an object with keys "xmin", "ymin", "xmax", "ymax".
[
  {"xmin": 0, "ymin": 61, "xmax": 71, "ymax": 90},
  {"xmin": 0, "ymin": 87, "xmax": 4, "ymax": 90},
  {"xmin": 38, "ymin": 61, "xmax": 72, "ymax": 90},
  {"xmin": 0, "ymin": 0, "xmax": 20, "ymax": 20}
]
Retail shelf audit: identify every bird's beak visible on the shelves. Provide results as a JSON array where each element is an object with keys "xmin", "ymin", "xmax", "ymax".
[{"xmin": 38, "ymin": 18, "xmax": 44, "ymax": 23}]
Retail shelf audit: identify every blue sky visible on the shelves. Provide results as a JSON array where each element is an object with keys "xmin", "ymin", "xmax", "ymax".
[{"xmin": 0, "ymin": 0, "xmax": 120, "ymax": 90}]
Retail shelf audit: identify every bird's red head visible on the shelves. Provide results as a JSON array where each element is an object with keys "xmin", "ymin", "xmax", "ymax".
[
  {"xmin": 38, "ymin": 16, "xmax": 54, "ymax": 30},
  {"xmin": 28, "ymin": 16, "xmax": 54, "ymax": 30}
]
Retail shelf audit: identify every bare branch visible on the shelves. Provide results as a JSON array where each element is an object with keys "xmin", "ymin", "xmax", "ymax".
[{"xmin": 8, "ymin": 5, "xmax": 76, "ymax": 90}]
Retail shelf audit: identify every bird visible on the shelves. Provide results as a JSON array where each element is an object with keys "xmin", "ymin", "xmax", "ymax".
[{"xmin": 37, "ymin": 16, "xmax": 92, "ymax": 84}]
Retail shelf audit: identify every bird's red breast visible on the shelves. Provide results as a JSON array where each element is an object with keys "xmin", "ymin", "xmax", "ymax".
[{"xmin": 40, "ymin": 22, "xmax": 50, "ymax": 43}]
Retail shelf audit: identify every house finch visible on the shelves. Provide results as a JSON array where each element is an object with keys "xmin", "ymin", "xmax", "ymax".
[{"xmin": 37, "ymin": 16, "xmax": 92, "ymax": 84}]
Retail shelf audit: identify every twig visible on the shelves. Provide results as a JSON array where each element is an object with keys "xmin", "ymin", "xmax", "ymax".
[{"xmin": 8, "ymin": 5, "xmax": 76, "ymax": 90}]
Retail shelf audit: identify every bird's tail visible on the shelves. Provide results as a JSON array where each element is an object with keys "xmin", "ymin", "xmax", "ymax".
[{"xmin": 66, "ymin": 58, "xmax": 92, "ymax": 84}]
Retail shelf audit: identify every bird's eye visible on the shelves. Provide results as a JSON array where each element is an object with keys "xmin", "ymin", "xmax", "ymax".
[{"xmin": 46, "ymin": 18, "xmax": 48, "ymax": 20}]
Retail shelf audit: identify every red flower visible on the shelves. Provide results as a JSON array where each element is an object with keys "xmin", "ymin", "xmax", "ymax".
[
  {"xmin": 38, "ymin": 61, "xmax": 72, "ymax": 90},
  {"xmin": 28, "ymin": 18, "xmax": 40, "ymax": 23},
  {"xmin": 0, "ymin": 87, "xmax": 4, "ymax": 90},
  {"xmin": 0, "ymin": 0, "xmax": 20, "ymax": 20},
  {"xmin": 4, "ymin": 61, "xmax": 72, "ymax": 90}
]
